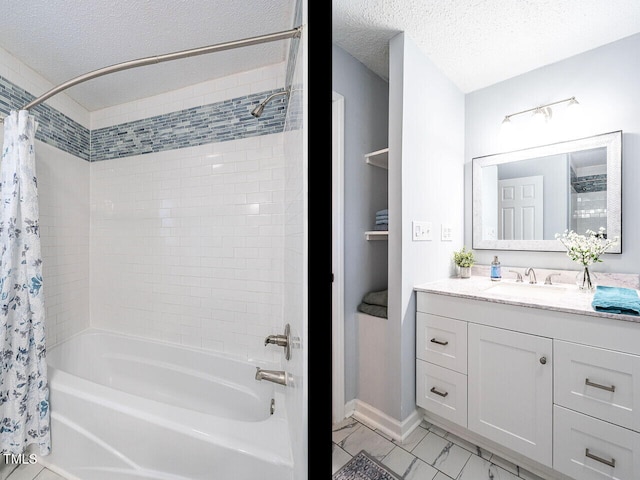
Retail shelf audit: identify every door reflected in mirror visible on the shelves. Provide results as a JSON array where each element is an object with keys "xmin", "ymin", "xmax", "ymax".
[{"xmin": 472, "ymin": 131, "xmax": 621, "ymax": 252}]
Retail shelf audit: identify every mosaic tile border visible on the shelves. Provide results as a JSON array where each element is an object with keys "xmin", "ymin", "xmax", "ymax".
[
  {"xmin": 0, "ymin": 75, "xmax": 90, "ymax": 160},
  {"xmin": 0, "ymin": 17, "xmax": 302, "ymax": 163},
  {"xmin": 90, "ymin": 89, "xmax": 288, "ymax": 161}
]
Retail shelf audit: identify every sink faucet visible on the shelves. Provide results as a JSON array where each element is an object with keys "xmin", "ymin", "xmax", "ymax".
[
  {"xmin": 509, "ymin": 270, "xmax": 523, "ymax": 282},
  {"xmin": 524, "ymin": 267, "xmax": 537, "ymax": 284},
  {"xmin": 545, "ymin": 273, "xmax": 561, "ymax": 285},
  {"xmin": 255, "ymin": 367, "xmax": 288, "ymax": 386}
]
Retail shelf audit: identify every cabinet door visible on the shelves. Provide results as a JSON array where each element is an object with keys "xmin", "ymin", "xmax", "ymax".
[{"xmin": 468, "ymin": 323, "xmax": 553, "ymax": 467}]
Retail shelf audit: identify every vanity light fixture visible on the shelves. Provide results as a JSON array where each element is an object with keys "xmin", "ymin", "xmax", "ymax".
[{"xmin": 501, "ymin": 96, "xmax": 579, "ymax": 127}]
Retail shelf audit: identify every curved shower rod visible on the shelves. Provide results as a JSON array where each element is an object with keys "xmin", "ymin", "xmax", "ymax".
[{"xmin": 1, "ymin": 25, "xmax": 302, "ymax": 120}]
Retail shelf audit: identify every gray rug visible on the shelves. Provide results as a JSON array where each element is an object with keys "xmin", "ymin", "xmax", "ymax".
[{"xmin": 333, "ymin": 450, "xmax": 402, "ymax": 480}]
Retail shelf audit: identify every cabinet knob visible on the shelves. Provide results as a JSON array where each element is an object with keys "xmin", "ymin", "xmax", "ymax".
[{"xmin": 539, "ymin": 356, "xmax": 547, "ymax": 365}]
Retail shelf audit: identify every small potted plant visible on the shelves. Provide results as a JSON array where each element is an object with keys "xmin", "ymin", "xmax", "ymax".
[{"xmin": 453, "ymin": 246, "xmax": 474, "ymax": 278}]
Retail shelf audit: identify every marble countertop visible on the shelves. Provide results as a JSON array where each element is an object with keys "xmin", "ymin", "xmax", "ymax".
[{"xmin": 414, "ymin": 273, "xmax": 640, "ymax": 324}]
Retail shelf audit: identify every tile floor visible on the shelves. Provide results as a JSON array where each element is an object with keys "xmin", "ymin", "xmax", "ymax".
[
  {"xmin": 1, "ymin": 463, "xmax": 65, "ymax": 480},
  {"xmin": 332, "ymin": 416, "xmax": 547, "ymax": 480}
]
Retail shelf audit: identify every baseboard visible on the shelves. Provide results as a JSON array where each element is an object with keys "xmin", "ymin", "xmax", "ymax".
[{"xmin": 346, "ymin": 399, "xmax": 422, "ymax": 443}]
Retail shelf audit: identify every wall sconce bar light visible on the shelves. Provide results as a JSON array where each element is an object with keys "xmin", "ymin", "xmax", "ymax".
[{"xmin": 501, "ymin": 96, "xmax": 579, "ymax": 126}]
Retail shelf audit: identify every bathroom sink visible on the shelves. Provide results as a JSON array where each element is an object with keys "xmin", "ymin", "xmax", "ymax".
[{"xmin": 484, "ymin": 282, "xmax": 569, "ymax": 300}]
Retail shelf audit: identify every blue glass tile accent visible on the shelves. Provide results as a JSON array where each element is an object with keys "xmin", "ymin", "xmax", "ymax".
[
  {"xmin": 0, "ymin": 75, "xmax": 90, "ymax": 160},
  {"xmin": 90, "ymin": 89, "xmax": 288, "ymax": 161}
]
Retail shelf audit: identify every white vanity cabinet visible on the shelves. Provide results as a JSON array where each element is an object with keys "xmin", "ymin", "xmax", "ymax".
[
  {"xmin": 415, "ymin": 286, "xmax": 640, "ymax": 480},
  {"xmin": 468, "ymin": 324, "xmax": 553, "ymax": 467}
]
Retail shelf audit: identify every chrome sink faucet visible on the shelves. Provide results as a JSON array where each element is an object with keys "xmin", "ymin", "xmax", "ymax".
[{"xmin": 524, "ymin": 267, "xmax": 537, "ymax": 284}]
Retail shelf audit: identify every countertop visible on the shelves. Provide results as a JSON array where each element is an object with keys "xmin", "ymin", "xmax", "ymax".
[{"xmin": 414, "ymin": 274, "xmax": 640, "ymax": 324}]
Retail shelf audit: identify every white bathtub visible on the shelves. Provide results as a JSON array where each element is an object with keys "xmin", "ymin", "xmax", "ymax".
[{"xmin": 39, "ymin": 329, "xmax": 293, "ymax": 480}]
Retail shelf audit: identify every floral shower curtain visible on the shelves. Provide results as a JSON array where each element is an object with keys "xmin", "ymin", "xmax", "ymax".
[{"xmin": 0, "ymin": 110, "xmax": 50, "ymax": 455}]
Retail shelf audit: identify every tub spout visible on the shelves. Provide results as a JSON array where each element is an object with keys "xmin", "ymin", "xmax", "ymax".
[{"xmin": 255, "ymin": 367, "xmax": 288, "ymax": 386}]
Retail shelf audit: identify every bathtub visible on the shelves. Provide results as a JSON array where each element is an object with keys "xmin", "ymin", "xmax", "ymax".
[{"xmin": 39, "ymin": 328, "xmax": 293, "ymax": 480}]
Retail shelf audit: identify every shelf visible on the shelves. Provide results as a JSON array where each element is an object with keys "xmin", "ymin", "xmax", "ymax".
[
  {"xmin": 364, "ymin": 148, "xmax": 389, "ymax": 169},
  {"xmin": 365, "ymin": 230, "xmax": 388, "ymax": 241}
]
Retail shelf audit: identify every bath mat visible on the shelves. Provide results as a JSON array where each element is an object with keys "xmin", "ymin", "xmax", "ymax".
[{"xmin": 333, "ymin": 450, "xmax": 402, "ymax": 480}]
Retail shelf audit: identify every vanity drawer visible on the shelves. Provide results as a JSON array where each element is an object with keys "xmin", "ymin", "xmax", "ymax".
[
  {"xmin": 554, "ymin": 340, "xmax": 640, "ymax": 431},
  {"xmin": 554, "ymin": 405, "xmax": 640, "ymax": 480},
  {"xmin": 416, "ymin": 359, "xmax": 467, "ymax": 427},
  {"xmin": 416, "ymin": 312, "xmax": 467, "ymax": 374}
]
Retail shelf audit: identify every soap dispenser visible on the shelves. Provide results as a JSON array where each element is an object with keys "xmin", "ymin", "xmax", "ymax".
[{"xmin": 490, "ymin": 256, "xmax": 501, "ymax": 281}]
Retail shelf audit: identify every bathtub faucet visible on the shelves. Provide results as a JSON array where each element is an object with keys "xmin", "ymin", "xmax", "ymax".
[{"xmin": 255, "ymin": 367, "xmax": 288, "ymax": 386}]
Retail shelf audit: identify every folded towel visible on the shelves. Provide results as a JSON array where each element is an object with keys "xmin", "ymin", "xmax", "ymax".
[
  {"xmin": 357, "ymin": 302, "xmax": 387, "ymax": 319},
  {"xmin": 376, "ymin": 209, "xmax": 388, "ymax": 216},
  {"xmin": 591, "ymin": 285, "xmax": 640, "ymax": 316},
  {"xmin": 375, "ymin": 218, "xmax": 388, "ymax": 225},
  {"xmin": 362, "ymin": 289, "xmax": 387, "ymax": 307},
  {"xmin": 373, "ymin": 223, "xmax": 388, "ymax": 231}
]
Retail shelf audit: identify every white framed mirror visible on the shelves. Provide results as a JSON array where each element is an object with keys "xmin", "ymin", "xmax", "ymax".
[{"xmin": 472, "ymin": 130, "xmax": 622, "ymax": 252}]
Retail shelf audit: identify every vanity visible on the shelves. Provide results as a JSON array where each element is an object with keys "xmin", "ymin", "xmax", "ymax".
[{"xmin": 414, "ymin": 273, "xmax": 640, "ymax": 480}]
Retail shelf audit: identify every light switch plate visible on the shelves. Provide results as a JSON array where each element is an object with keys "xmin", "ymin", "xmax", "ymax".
[
  {"xmin": 441, "ymin": 224, "xmax": 453, "ymax": 241},
  {"xmin": 412, "ymin": 221, "xmax": 432, "ymax": 241}
]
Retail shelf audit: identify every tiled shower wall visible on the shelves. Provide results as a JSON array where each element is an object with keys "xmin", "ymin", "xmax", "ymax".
[
  {"xmin": 0, "ymin": 38, "xmax": 291, "ymax": 362},
  {"xmin": 90, "ymin": 62, "xmax": 288, "ymax": 363},
  {"xmin": 0, "ymin": 44, "xmax": 91, "ymax": 350}
]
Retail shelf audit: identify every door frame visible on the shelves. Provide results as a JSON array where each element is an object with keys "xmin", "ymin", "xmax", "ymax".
[{"xmin": 332, "ymin": 91, "xmax": 345, "ymax": 424}]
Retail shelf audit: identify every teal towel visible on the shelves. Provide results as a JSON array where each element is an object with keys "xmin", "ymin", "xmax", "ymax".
[{"xmin": 592, "ymin": 285, "xmax": 640, "ymax": 316}]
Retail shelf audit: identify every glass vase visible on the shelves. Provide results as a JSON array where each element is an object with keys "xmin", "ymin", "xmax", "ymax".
[{"xmin": 576, "ymin": 266, "xmax": 597, "ymax": 292}]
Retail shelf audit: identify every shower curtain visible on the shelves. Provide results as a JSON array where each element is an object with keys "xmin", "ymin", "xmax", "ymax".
[{"xmin": 0, "ymin": 110, "xmax": 50, "ymax": 455}]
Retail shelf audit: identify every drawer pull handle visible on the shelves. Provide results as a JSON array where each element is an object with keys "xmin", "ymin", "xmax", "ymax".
[
  {"xmin": 585, "ymin": 449, "xmax": 616, "ymax": 468},
  {"xmin": 430, "ymin": 338, "xmax": 449, "ymax": 346},
  {"xmin": 430, "ymin": 387, "xmax": 449, "ymax": 398},
  {"xmin": 585, "ymin": 378, "xmax": 616, "ymax": 392}
]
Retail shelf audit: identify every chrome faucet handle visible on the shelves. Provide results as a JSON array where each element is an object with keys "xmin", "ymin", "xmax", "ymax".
[
  {"xmin": 544, "ymin": 273, "xmax": 561, "ymax": 285},
  {"xmin": 508, "ymin": 270, "xmax": 523, "ymax": 282},
  {"xmin": 263, "ymin": 323, "xmax": 292, "ymax": 360},
  {"xmin": 524, "ymin": 267, "xmax": 537, "ymax": 284}
]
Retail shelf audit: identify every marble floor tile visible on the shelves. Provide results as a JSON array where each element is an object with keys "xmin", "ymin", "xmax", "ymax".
[
  {"xmin": 411, "ymin": 432, "xmax": 472, "ymax": 479},
  {"xmin": 5, "ymin": 463, "xmax": 43, "ymax": 480},
  {"xmin": 394, "ymin": 424, "xmax": 429, "ymax": 452},
  {"xmin": 338, "ymin": 423, "xmax": 396, "ymax": 460},
  {"xmin": 33, "ymin": 470, "xmax": 66, "ymax": 480},
  {"xmin": 332, "ymin": 444, "xmax": 352, "ymax": 475},
  {"xmin": 332, "ymin": 417, "xmax": 360, "ymax": 444},
  {"xmin": 457, "ymin": 454, "xmax": 520, "ymax": 480},
  {"xmin": 433, "ymin": 473, "xmax": 454, "ymax": 480},
  {"xmin": 443, "ymin": 431, "xmax": 492, "ymax": 460},
  {"xmin": 488, "ymin": 453, "xmax": 521, "ymax": 476},
  {"xmin": 0, "ymin": 464, "xmax": 18, "ymax": 480},
  {"xmin": 426, "ymin": 424, "xmax": 448, "ymax": 438},
  {"xmin": 381, "ymin": 446, "xmax": 438, "ymax": 480}
]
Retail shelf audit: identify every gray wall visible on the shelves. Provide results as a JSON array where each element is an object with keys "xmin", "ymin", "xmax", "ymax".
[
  {"xmin": 390, "ymin": 33, "xmax": 465, "ymax": 421},
  {"xmin": 465, "ymin": 33, "xmax": 640, "ymax": 273},
  {"xmin": 332, "ymin": 44, "xmax": 389, "ymax": 404}
]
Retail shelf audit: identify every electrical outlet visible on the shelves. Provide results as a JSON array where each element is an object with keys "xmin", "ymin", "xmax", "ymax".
[
  {"xmin": 412, "ymin": 221, "xmax": 432, "ymax": 241},
  {"xmin": 441, "ymin": 224, "xmax": 453, "ymax": 241}
]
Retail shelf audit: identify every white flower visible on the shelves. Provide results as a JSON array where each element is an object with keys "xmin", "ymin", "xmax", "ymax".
[{"xmin": 554, "ymin": 227, "xmax": 619, "ymax": 266}]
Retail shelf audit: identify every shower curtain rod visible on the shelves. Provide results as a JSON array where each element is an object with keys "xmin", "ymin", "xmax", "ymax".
[{"xmin": 1, "ymin": 26, "xmax": 302, "ymax": 120}]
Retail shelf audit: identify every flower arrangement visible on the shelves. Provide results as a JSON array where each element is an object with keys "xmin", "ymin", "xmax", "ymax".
[
  {"xmin": 554, "ymin": 227, "xmax": 618, "ymax": 266},
  {"xmin": 453, "ymin": 246, "xmax": 474, "ymax": 268},
  {"xmin": 555, "ymin": 227, "xmax": 619, "ymax": 291}
]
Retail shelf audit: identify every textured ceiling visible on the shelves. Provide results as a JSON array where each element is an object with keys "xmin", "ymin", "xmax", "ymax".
[
  {"xmin": 0, "ymin": 0, "xmax": 296, "ymax": 111},
  {"xmin": 333, "ymin": 0, "xmax": 640, "ymax": 93}
]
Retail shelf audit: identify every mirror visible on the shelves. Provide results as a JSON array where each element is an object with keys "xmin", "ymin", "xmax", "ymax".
[{"xmin": 472, "ymin": 130, "xmax": 622, "ymax": 252}]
